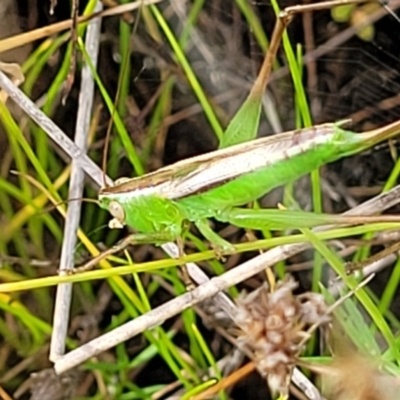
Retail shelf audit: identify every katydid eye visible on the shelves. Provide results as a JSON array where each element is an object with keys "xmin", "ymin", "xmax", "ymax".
[{"xmin": 109, "ymin": 201, "xmax": 125, "ymax": 221}]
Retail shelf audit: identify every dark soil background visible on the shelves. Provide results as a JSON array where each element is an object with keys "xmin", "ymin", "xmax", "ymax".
[{"xmin": 2, "ymin": 0, "xmax": 400, "ymax": 398}]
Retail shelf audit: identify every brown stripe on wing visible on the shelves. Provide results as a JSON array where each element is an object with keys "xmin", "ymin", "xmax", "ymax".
[{"xmin": 99, "ymin": 161, "xmax": 205, "ymax": 194}]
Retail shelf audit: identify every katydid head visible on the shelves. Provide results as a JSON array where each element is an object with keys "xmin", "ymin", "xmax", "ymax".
[
  {"xmin": 98, "ymin": 191, "xmax": 126, "ymax": 229},
  {"xmin": 98, "ymin": 178, "xmax": 135, "ymax": 228},
  {"xmin": 98, "ymin": 175, "xmax": 154, "ymax": 229}
]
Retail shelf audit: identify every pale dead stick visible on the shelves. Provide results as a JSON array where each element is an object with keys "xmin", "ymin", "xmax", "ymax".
[
  {"xmin": 0, "ymin": 0, "xmax": 163, "ymax": 55},
  {"xmin": 50, "ymin": 0, "xmax": 103, "ymax": 362}
]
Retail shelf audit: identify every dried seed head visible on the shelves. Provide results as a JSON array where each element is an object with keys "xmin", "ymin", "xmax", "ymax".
[{"xmin": 235, "ymin": 276, "xmax": 330, "ymax": 396}]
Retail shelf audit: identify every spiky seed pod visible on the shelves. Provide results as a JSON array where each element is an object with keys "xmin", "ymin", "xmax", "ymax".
[{"xmin": 235, "ymin": 276, "xmax": 329, "ymax": 396}]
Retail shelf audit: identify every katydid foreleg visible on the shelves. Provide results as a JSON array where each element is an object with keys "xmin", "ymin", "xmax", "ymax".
[{"xmin": 73, "ymin": 230, "xmax": 179, "ymax": 273}]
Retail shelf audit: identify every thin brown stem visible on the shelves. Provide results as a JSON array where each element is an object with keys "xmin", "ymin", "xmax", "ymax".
[{"xmin": 346, "ymin": 241, "xmax": 400, "ymax": 272}]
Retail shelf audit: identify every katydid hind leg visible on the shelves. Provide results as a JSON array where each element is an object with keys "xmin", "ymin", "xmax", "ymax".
[
  {"xmin": 215, "ymin": 207, "xmax": 366, "ymax": 231},
  {"xmin": 216, "ymin": 207, "xmax": 323, "ymax": 231}
]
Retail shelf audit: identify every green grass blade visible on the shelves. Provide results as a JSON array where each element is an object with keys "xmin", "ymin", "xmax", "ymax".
[
  {"xmin": 300, "ymin": 227, "xmax": 400, "ymax": 364},
  {"xmin": 150, "ymin": 4, "xmax": 223, "ymax": 140}
]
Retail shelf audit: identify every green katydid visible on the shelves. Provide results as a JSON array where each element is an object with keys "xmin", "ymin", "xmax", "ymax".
[
  {"xmin": 96, "ymin": 0, "xmax": 400, "ymax": 260},
  {"xmin": 98, "ymin": 120, "xmax": 400, "ymax": 254}
]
